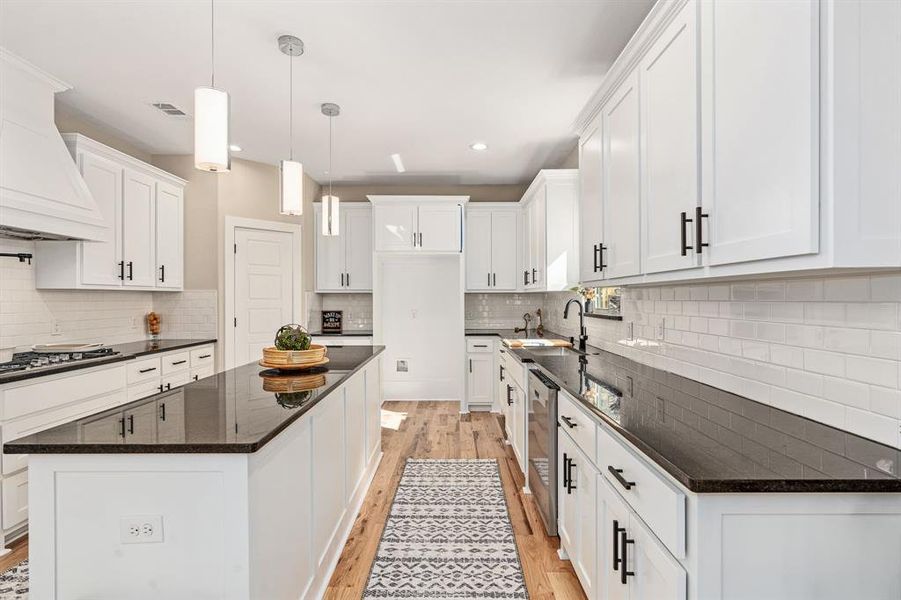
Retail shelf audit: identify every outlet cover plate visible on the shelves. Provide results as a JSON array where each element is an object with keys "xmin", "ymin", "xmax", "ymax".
[{"xmin": 120, "ymin": 515, "xmax": 163, "ymax": 544}]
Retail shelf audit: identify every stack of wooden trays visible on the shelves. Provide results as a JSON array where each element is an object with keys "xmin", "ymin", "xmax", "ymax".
[
  {"xmin": 259, "ymin": 344, "xmax": 329, "ymax": 370},
  {"xmin": 260, "ymin": 372, "xmax": 327, "ymax": 393}
]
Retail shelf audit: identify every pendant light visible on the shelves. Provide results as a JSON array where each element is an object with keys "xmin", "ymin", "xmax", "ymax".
[
  {"xmin": 194, "ymin": 0, "xmax": 230, "ymax": 172},
  {"xmin": 321, "ymin": 103, "xmax": 340, "ymax": 236},
  {"xmin": 278, "ymin": 35, "xmax": 305, "ymax": 216}
]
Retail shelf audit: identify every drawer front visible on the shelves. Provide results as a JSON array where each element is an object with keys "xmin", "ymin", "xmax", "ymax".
[
  {"xmin": 2, "ymin": 470, "xmax": 28, "ymax": 530},
  {"xmin": 161, "ymin": 351, "xmax": 190, "ymax": 375},
  {"xmin": 127, "ymin": 356, "xmax": 161, "ymax": 384},
  {"xmin": 558, "ymin": 392, "xmax": 597, "ymax": 464},
  {"xmin": 190, "ymin": 365, "xmax": 215, "ymax": 382},
  {"xmin": 189, "ymin": 346, "xmax": 215, "ymax": 367},
  {"xmin": 3, "ymin": 365, "xmax": 126, "ymax": 420},
  {"xmin": 128, "ymin": 379, "xmax": 163, "ymax": 402},
  {"xmin": 161, "ymin": 370, "xmax": 190, "ymax": 391},
  {"xmin": 598, "ymin": 422, "xmax": 686, "ymax": 558},
  {"xmin": 466, "ymin": 338, "xmax": 494, "ymax": 353}
]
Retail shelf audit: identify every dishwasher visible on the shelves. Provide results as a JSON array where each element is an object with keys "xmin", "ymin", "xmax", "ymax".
[{"xmin": 527, "ymin": 368, "xmax": 559, "ymax": 536}]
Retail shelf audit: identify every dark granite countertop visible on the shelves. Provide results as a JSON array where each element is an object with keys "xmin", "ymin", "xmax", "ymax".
[
  {"xmin": 510, "ymin": 343, "xmax": 900, "ymax": 493},
  {"xmin": 0, "ymin": 339, "xmax": 217, "ymax": 385},
  {"xmin": 4, "ymin": 345, "xmax": 384, "ymax": 455}
]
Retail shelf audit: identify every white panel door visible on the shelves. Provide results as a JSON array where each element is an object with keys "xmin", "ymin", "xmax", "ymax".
[
  {"xmin": 467, "ymin": 353, "xmax": 492, "ymax": 406},
  {"xmin": 603, "ymin": 71, "xmax": 642, "ymax": 279},
  {"xmin": 78, "ymin": 152, "xmax": 123, "ymax": 286},
  {"xmin": 705, "ymin": 0, "xmax": 819, "ymax": 265},
  {"xmin": 598, "ymin": 474, "xmax": 631, "ymax": 600},
  {"xmin": 122, "ymin": 169, "xmax": 156, "ymax": 287},
  {"xmin": 311, "ymin": 391, "xmax": 347, "ymax": 567},
  {"xmin": 579, "ymin": 114, "xmax": 605, "ymax": 282},
  {"xmin": 490, "ymin": 211, "xmax": 518, "ymax": 290},
  {"xmin": 418, "ymin": 205, "xmax": 461, "ymax": 252},
  {"xmin": 630, "ymin": 514, "xmax": 687, "ymax": 600},
  {"xmin": 574, "ymin": 454, "xmax": 598, "ymax": 599},
  {"xmin": 344, "ymin": 208, "xmax": 373, "ymax": 291},
  {"xmin": 155, "ymin": 182, "xmax": 183, "ymax": 289},
  {"xmin": 528, "ymin": 197, "xmax": 545, "ymax": 288},
  {"xmin": 465, "ymin": 211, "xmax": 493, "ymax": 290},
  {"xmin": 315, "ymin": 204, "xmax": 346, "ymax": 291},
  {"xmin": 521, "ymin": 203, "xmax": 532, "ymax": 288},
  {"xmin": 344, "ymin": 374, "xmax": 367, "ymax": 501},
  {"xmin": 233, "ymin": 227, "xmax": 294, "ymax": 368},
  {"xmin": 373, "ymin": 204, "xmax": 416, "ymax": 251},
  {"xmin": 641, "ymin": 1, "xmax": 699, "ymax": 274},
  {"xmin": 365, "ymin": 359, "xmax": 382, "ymax": 463},
  {"xmin": 558, "ymin": 432, "xmax": 578, "ymax": 558}
]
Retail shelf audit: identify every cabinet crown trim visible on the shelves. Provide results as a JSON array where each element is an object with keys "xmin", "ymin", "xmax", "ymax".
[
  {"xmin": 61, "ymin": 133, "xmax": 187, "ymax": 187},
  {"xmin": 367, "ymin": 195, "xmax": 469, "ymax": 205}
]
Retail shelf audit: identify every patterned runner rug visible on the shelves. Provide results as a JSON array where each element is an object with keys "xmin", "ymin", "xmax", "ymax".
[
  {"xmin": 0, "ymin": 560, "xmax": 28, "ymax": 599},
  {"xmin": 363, "ymin": 458, "xmax": 529, "ymax": 599}
]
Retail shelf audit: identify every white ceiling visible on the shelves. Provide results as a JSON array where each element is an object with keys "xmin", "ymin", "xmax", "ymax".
[{"xmin": 0, "ymin": 0, "xmax": 652, "ymax": 185}]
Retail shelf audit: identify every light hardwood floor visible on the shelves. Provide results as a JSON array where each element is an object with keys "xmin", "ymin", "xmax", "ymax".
[
  {"xmin": 0, "ymin": 401, "xmax": 585, "ymax": 599},
  {"xmin": 324, "ymin": 400, "xmax": 586, "ymax": 599}
]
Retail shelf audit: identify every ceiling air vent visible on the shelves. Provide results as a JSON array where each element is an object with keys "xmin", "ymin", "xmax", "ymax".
[{"xmin": 152, "ymin": 102, "xmax": 187, "ymax": 117}]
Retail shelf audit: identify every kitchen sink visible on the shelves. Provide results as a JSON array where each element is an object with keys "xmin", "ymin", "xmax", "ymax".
[{"xmin": 525, "ymin": 346, "xmax": 584, "ymax": 357}]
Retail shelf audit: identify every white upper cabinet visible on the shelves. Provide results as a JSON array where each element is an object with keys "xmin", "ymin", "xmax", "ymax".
[
  {"xmin": 520, "ymin": 170, "xmax": 579, "ymax": 292},
  {"xmin": 574, "ymin": 0, "xmax": 901, "ymax": 285},
  {"xmin": 579, "ymin": 113, "xmax": 605, "ymax": 283},
  {"xmin": 35, "ymin": 135, "xmax": 186, "ymax": 291},
  {"xmin": 314, "ymin": 203, "xmax": 372, "ymax": 292},
  {"xmin": 78, "ymin": 152, "xmax": 123, "ymax": 287},
  {"xmin": 602, "ymin": 71, "xmax": 642, "ymax": 280},
  {"xmin": 122, "ymin": 170, "xmax": 156, "ymax": 288},
  {"xmin": 465, "ymin": 207, "xmax": 519, "ymax": 291},
  {"xmin": 640, "ymin": 0, "xmax": 700, "ymax": 275},
  {"xmin": 370, "ymin": 196, "xmax": 465, "ymax": 253},
  {"xmin": 154, "ymin": 182, "xmax": 184, "ymax": 289},
  {"xmin": 703, "ymin": 0, "xmax": 819, "ymax": 266}
]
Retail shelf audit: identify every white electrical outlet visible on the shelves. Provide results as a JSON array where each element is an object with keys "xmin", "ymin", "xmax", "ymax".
[
  {"xmin": 120, "ymin": 515, "xmax": 164, "ymax": 544},
  {"xmin": 51, "ymin": 319, "xmax": 62, "ymax": 336},
  {"xmin": 657, "ymin": 317, "xmax": 666, "ymax": 340},
  {"xmin": 129, "ymin": 316, "xmax": 137, "ymax": 329}
]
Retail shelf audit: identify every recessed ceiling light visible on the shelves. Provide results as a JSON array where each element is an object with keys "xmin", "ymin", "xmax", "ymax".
[
  {"xmin": 391, "ymin": 153, "xmax": 406, "ymax": 173},
  {"xmin": 469, "ymin": 142, "xmax": 488, "ymax": 151},
  {"xmin": 229, "ymin": 144, "xmax": 242, "ymax": 152}
]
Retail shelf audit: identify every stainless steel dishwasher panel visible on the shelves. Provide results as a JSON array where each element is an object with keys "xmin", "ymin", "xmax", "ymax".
[{"xmin": 527, "ymin": 368, "xmax": 559, "ymax": 537}]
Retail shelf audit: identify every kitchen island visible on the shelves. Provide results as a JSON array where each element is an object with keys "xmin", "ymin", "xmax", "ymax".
[{"xmin": 4, "ymin": 345, "xmax": 385, "ymax": 600}]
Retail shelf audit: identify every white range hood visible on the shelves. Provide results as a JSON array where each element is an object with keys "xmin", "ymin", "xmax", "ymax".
[{"xmin": 0, "ymin": 48, "xmax": 107, "ymax": 241}]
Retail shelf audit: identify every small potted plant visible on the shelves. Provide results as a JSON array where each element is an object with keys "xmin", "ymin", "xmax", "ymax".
[{"xmin": 261, "ymin": 324, "xmax": 328, "ymax": 369}]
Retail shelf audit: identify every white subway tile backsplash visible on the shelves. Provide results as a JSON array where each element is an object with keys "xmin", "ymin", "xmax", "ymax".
[{"xmin": 544, "ymin": 271, "xmax": 901, "ymax": 448}]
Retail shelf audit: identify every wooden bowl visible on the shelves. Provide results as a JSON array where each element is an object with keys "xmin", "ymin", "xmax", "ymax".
[
  {"xmin": 262, "ymin": 344, "xmax": 328, "ymax": 366},
  {"xmin": 260, "ymin": 372, "xmax": 327, "ymax": 393}
]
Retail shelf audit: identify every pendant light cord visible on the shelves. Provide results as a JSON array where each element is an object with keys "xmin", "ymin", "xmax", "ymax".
[
  {"xmin": 210, "ymin": 0, "xmax": 215, "ymax": 88},
  {"xmin": 328, "ymin": 114, "xmax": 333, "ymax": 199},
  {"xmin": 289, "ymin": 53, "xmax": 294, "ymax": 161}
]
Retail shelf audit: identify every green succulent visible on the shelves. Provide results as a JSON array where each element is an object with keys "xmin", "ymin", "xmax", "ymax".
[
  {"xmin": 275, "ymin": 390, "xmax": 313, "ymax": 409},
  {"xmin": 274, "ymin": 324, "xmax": 311, "ymax": 351}
]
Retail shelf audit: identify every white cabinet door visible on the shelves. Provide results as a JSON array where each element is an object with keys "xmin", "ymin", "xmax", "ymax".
[
  {"xmin": 156, "ymin": 391, "xmax": 186, "ymax": 443},
  {"xmin": 418, "ymin": 205, "xmax": 461, "ymax": 252},
  {"xmin": 704, "ymin": 0, "xmax": 819, "ymax": 266},
  {"xmin": 365, "ymin": 359, "xmax": 382, "ymax": 463},
  {"xmin": 630, "ymin": 514, "xmax": 687, "ymax": 600},
  {"xmin": 641, "ymin": 1, "xmax": 699, "ymax": 274},
  {"xmin": 558, "ymin": 432, "xmax": 578, "ymax": 558},
  {"xmin": 344, "ymin": 208, "xmax": 373, "ymax": 291},
  {"xmin": 603, "ymin": 71, "xmax": 642, "ymax": 279},
  {"xmin": 598, "ymin": 474, "xmax": 630, "ymax": 600},
  {"xmin": 512, "ymin": 383, "xmax": 526, "ymax": 471},
  {"xmin": 344, "ymin": 374, "xmax": 367, "ymax": 501},
  {"xmin": 467, "ymin": 353, "xmax": 492, "ymax": 407},
  {"xmin": 311, "ymin": 392, "xmax": 347, "ymax": 567},
  {"xmin": 374, "ymin": 204, "xmax": 417, "ymax": 251},
  {"xmin": 465, "ymin": 211, "xmax": 493, "ymax": 290},
  {"xmin": 155, "ymin": 181, "xmax": 183, "ymax": 289},
  {"xmin": 1, "ymin": 470, "xmax": 28, "ymax": 530},
  {"xmin": 315, "ymin": 204, "xmax": 346, "ymax": 291},
  {"xmin": 528, "ymin": 196, "xmax": 545, "ymax": 288},
  {"xmin": 521, "ymin": 203, "xmax": 532, "ymax": 288},
  {"xmin": 580, "ymin": 114, "xmax": 605, "ymax": 282},
  {"xmin": 490, "ymin": 211, "xmax": 518, "ymax": 290},
  {"xmin": 122, "ymin": 169, "xmax": 156, "ymax": 287},
  {"xmin": 574, "ymin": 453, "xmax": 599, "ymax": 599},
  {"xmin": 78, "ymin": 152, "xmax": 123, "ymax": 286}
]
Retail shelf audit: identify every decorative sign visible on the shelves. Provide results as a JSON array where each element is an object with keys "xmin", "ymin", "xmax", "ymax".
[{"xmin": 321, "ymin": 310, "xmax": 343, "ymax": 333}]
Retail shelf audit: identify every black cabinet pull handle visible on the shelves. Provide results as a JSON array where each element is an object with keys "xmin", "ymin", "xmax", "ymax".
[
  {"xmin": 158, "ymin": 384, "xmax": 164, "ymax": 393},
  {"xmin": 172, "ymin": 360, "xmax": 187, "ymax": 366},
  {"xmin": 567, "ymin": 457, "xmax": 577, "ymax": 493},
  {"xmin": 608, "ymin": 465, "xmax": 635, "ymax": 490},
  {"xmin": 412, "ymin": 232, "xmax": 416, "ymax": 247},
  {"xmin": 695, "ymin": 205, "xmax": 709, "ymax": 254},
  {"xmin": 193, "ymin": 374, "xmax": 199, "ymax": 381},
  {"xmin": 531, "ymin": 267, "xmax": 537, "ymax": 283},
  {"xmin": 488, "ymin": 272, "xmax": 491, "ymax": 287},
  {"xmin": 127, "ymin": 261, "xmax": 134, "ymax": 280},
  {"xmin": 680, "ymin": 211, "xmax": 693, "ymax": 256},
  {"xmin": 340, "ymin": 273, "xmax": 345, "ymax": 287},
  {"xmin": 159, "ymin": 264, "xmax": 166, "ymax": 283},
  {"xmin": 418, "ymin": 232, "xmax": 423, "ymax": 247},
  {"xmin": 128, "ymin": 414, "xmax": 135, "ymax": 435},
  {"xmin": 346, "ymin": 272, "xmax": 350, "ymax": 287},
  {"xmin": 560, "ymin": 415, "xmax": 578, "ymax": 428},
  {"xmin": 118, "ymin": 261, "xmax": 125, "ymax": 280},
  {"xmin": 492, "ymin": 273, "xmax": 496, "ymax": 287},
  {"xmin": 138, "ymin": 367, "xmax": 157, "ymax": 374},
  {"xmin": 199, "ymin": 354, "xmax": 211, "ymax": 359},
  {"xmin": 159, "ymin": 402, "xmax": 166, "ymax": 421},
  {"xmin": 474, "ymin": 344, "xmax": 487, "ymax": 348},
  {"xmin": 523, "ymin": 270, "xmax": 530, "ymax": 285},
  {"xmin": 613, "ymin": 519, "xmax": 625, "ymax": 572},
  {"xmin": 593, "ymin": 243, "xmax": 600, "ymax": 272},
  {"xmin": 499, "ymin": 364, "xmax": 505, "ymax": 381},
  {"xmin": 620, "ymin": 529, "xmax": 635, "ymax": 584},
  {"xmin": 469, "ymin": 359, "xmax": 473, "ymax": 373},
  {"xmin": 562, "ymin": 452, "xmax": 569, "ymax": 488},
  {"xmin": 166, "ymin": 382, "xmax": 172, "ymax": 390},
  {"xmin": 506, "ymin": 384, "xmax": 513, "ymax": 406},
  {"xmin": 118, "ymin": 417, "xmax": 126, "ymax": 438},
  {"xmin": 599, "ymin": 244, "xmax": 608, "ymax": 270}
]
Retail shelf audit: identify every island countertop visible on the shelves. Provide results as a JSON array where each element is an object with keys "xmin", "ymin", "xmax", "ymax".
[{"xmin": 4, "ymin": 345, "xmax": 385, "ymax": 455}]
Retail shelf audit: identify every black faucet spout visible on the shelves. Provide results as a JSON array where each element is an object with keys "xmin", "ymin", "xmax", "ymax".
[{"xmin": 563, "ymin": 298, "xmax": 588, "ymax": 352}]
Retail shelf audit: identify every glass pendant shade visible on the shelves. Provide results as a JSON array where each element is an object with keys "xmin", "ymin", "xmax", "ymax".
[
  {"xmin": 321, "ymin": 194, "xmax": 340, "ymax": 235},
  {"xmin": 194, "ymin": 87, "xmax": 230, "ymax": 172},
  {"xmin": 279, "ymin": 160, "xmax": 304, "ymax": 216}
]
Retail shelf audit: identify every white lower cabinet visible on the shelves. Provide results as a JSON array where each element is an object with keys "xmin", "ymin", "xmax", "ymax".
[
  {"xmin": 466, "ymin": 337, "xmax": 495, "ymax": 411},
  {"xmin": 559, "ymin": 429, "xmax": 599, "ymax": 599}
]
